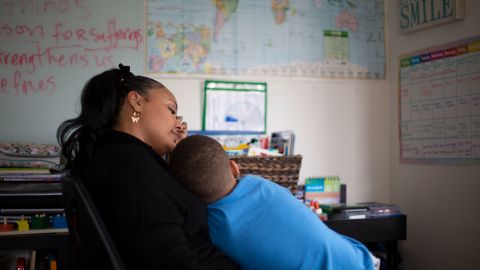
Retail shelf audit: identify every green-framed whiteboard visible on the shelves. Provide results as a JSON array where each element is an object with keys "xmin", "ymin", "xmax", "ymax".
[{"xmin": 202, "ymin": 80, "xmax": 267, "ymax": 133}]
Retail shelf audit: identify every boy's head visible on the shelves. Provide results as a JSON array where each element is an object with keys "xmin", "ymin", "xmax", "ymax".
[{"xmin": 169, "ymin": 135, "xmax": 239, "ymax": 203}]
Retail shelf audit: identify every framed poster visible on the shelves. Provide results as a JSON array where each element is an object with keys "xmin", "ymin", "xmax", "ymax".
[{"xmin": 203, "ymin": 80, "xmax": 267, "ymax": 133}]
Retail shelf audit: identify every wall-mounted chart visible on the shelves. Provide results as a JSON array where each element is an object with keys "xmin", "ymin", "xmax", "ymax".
[
  {"xmin": 399, "ymin": 36, "xmax": 480, "ymax": 164},
  {"xmin": 203, "ymin": 80, "xmax": 267, "ymax": 133}
]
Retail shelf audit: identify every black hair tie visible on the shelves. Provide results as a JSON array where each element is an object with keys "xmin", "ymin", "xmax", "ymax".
[
  {"xmin": 119, "ymin": 63, "xmax": 130, "ymax": 73},
  {"xmin": 118, "ymin": 63, "xmax": 133, "ymax": 82}
]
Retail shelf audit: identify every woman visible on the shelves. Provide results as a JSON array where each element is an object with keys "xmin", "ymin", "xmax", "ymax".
[{"xmin": 57, "ymin": 64, "xmax": 238, "ymax": 269}]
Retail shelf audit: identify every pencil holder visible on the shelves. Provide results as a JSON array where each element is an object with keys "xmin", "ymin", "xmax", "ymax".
[{"xmin": 231, "ymin": 155, "xmax": 302, "ymax": 193}]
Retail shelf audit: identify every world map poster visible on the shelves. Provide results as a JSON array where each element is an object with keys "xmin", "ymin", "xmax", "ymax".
[{"xmin": 146, "ymin": 0, "xmax": 385, "ymax": 79}]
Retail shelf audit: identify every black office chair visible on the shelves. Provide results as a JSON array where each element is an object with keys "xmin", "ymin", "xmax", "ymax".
[{"xmin": 61, "ymin": 175, "xmax": 126, "ymax": 270}]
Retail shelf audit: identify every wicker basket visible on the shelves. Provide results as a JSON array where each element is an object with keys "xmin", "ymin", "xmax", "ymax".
[{"xmin": 231, "ymin": 155, "xmax": 302, "ymax": 192}]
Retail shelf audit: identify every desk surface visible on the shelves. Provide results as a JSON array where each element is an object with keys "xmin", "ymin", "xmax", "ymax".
[{"xmin": 324, "ymin": 215, "xmax": 407, "ymax": 243}]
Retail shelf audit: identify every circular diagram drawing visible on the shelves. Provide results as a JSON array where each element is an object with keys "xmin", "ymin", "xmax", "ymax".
[{"xmin": 223, "ymin": 102, "xmax": 263, "ymax": 131}]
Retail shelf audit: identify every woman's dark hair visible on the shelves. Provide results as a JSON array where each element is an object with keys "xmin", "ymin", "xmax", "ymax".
[{"xmin": 57, "ymin": 64, "xmax": 164, "ymax": 177}]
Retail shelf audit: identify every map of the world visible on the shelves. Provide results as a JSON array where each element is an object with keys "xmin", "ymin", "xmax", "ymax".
[{"xmin": 146, "ymin": 0, "xmax": 385, "ymax": 79}]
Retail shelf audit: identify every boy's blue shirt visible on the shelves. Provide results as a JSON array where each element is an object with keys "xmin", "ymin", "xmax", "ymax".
[{"xmin": 208, "ymin": 174, "xmax": 375, "ymax": 270}]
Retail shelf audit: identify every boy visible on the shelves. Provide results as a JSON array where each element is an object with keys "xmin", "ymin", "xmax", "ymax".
[{"xmin": 169, "ymin": 135, "xmax": 379, "ymax": 270}]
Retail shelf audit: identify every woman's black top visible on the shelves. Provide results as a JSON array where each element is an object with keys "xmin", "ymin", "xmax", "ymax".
[{"xmin": 84, "ymin": 131, "xmax": 238, "ymax": 269}]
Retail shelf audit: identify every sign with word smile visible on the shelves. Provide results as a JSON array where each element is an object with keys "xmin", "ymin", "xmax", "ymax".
[{"xmin": 399, "ymin": 0, "xmax": 464, "ymax": 33}]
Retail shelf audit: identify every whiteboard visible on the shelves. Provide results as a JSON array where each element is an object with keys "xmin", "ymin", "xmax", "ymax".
[
  {"xmin": 203, "ymin": 80, "xmax": 267, "ymax": 132},
  {"xmin": 399, "ymin": 35, "xmax": 480, "ymax": 164},
  {"xmin": 0, "ymin": 0, "xmax": 144, "ymax": 143}
]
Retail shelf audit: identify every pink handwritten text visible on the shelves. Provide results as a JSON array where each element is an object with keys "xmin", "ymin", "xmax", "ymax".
[{"xmin": 0, "ymin": 70, "xmax": 56, "ymax": 95}]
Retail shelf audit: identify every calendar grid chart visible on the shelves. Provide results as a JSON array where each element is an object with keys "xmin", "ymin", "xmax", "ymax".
[{"xmin": 399, "ymin": 36, "xmax": 480, "ymax": 164}]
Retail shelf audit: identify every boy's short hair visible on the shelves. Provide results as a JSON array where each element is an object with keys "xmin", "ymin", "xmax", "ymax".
[{"xmin": 169, "ymin": 135, "xmax": 232, "ymax": 203}]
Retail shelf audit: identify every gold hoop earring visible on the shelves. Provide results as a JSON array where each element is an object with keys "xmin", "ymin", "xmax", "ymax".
[{"xmin": 131, "ymin": 111, "xmax": 140, "ymax": 124}]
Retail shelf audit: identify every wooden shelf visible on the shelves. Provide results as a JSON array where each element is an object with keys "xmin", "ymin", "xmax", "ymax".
[{"xmin": 0, "ymin": 228, "xmax": 68, "ymax": 236}]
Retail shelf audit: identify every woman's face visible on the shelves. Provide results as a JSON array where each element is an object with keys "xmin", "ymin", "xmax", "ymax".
[{"xmin": 140, "ymin": 87, "xmax": 181, "ymax": 155}]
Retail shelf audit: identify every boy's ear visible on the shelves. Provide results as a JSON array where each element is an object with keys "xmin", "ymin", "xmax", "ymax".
[{"xmin": 230, "ymin": 160, "xmax": 240, "ymax": 178}]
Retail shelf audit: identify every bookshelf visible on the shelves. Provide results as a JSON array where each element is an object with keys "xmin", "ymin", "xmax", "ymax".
[
  {"xmin": 0, "ymin": 182, "xmax": 73, "ymax": 269},
  {"xmin": 0, "ymin": 229, "xmax": 72, "ymax": 269}
]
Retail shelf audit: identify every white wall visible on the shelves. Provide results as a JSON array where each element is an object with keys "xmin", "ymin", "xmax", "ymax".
[
  {"xmin": 387, "ymin": 1, "xmax": 480, "ymax": 269},
  {"xmin": 158, "ymin": 76, "xmax": 391, "ymax": 204}
]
